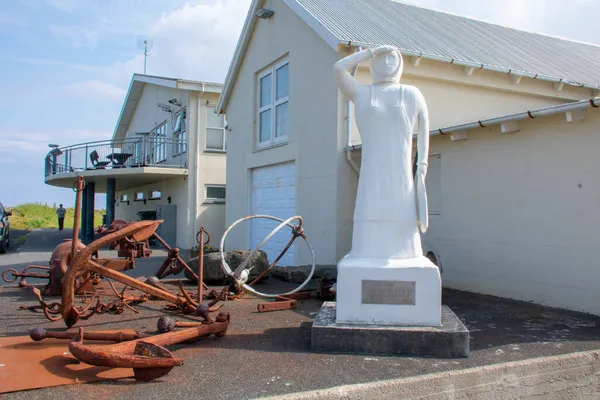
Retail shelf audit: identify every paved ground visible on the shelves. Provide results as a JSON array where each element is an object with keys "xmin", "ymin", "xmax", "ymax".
[{"xmin": 1, "ymin": 231, "xmax": 600, "ymax": 399}]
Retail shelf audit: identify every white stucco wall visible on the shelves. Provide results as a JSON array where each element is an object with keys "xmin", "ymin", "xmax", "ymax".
[
  {"xmin": 420, "ymin": 110, "xmax": 600, "ymax": 315},
  {"xmin": 114, "ymin": 84, "xmax": 226, "ymax": 250},
  {"xmin": 196, "ymin": 92, "xmax": 227, "ymax": 247},
  {"xmin": 115, "ymin": 177, "xmax": 189, "ymax": 246},
  {"xmin": 125, "ymin": 85, "xmax": 190, "ymax": 140},
  {"xmin": 224, "ymin": 1, "xmax": 341, "ymax": 265},
  {"xmin": 347, "ymin": 67, "xmax": 577, "ymax": 145},
  {"xmin": 223, "ymin": 0, "xmax": 598, "ymax": 302}
]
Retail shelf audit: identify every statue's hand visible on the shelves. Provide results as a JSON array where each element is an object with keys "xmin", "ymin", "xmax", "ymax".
[
  {"xmin": 415, "ymin": 170, "xmax": 428, "ymax": 233},
  {"xmin": 371, "ymin": 45, "xmax": 396, "ymax": 57}
]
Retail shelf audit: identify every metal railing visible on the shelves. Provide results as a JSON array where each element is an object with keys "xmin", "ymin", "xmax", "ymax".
[{"xmin": 44, "ymin": 137, "xmax": 187, "ymax": 177}]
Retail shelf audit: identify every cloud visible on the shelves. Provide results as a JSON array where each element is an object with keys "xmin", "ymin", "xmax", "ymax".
[
  {"xmin": 0, "ymin": 13, "xmax": 28, "ymax": 27},
  {"xmin": 10, "ymin": 56, "xmax": 101, "ymax": 71},
  {"xmin": 101, "ymin": 0, "xmax": 251, "ymax": 87},
  {"xmin": 44, "ymin": 0, "xmax": 77, "ymax": 12},
  {"xmin": 64, "ymin": 80, "xmax": 126, "ymax": 101},
  {"xmin": 50, "ymin": 25, "xmax": 101, "ymax": 49},
  {"xmin": 0, "ymin": 128, "xmax": 112, "ymax": 155}
]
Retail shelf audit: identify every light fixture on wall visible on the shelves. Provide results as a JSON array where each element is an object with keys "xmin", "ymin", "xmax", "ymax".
[
  {"xmin": 255, "ymin": 8, "xmax": 274, "ymax": 19},
  {"xmin": 167, "ymin": 196, "xmax": 172, "ymax": 204},
  {"xmin": 168, "ymin": 98, "xmax": 181, "ymax": 106},
  {"xmin": 157, "ymin": 102, "xmax": 173, "ymax": 113}
]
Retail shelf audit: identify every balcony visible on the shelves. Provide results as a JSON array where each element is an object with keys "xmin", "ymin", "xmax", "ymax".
[{"xmin": 44, "ymin": 137, "xmax": 188, "ymax": 191}]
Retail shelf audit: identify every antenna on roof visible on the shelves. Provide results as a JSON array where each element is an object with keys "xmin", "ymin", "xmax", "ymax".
[{"xmin": 137, "ymin": 35, "xmax": 154, "ymax": 74}]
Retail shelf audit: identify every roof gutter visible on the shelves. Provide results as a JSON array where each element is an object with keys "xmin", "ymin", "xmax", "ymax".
[
  {"xmin": 344, "ymin": 97, "xmax": 600, "ymax": 152},
  {"xmin": 341, "ymin": 41, "xmax": 600, "ymax": 91}
]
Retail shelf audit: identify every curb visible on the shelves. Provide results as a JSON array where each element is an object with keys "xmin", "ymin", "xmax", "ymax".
[{"xmin": 258, "ymin": 349, "xmax": 600, "ymax": 400}]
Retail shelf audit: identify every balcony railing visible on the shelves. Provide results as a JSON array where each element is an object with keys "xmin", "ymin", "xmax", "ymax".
[{"xmin": 45, "ymin": 137, "xmax": 187, "ymax": 178}]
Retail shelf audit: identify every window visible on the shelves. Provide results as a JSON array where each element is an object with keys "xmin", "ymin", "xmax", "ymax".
[
  {"xmin": 206, "ymin": 105, "xmax": 226, "ymax": 151},
  {"xmin": 120, "ymin": 194, "xmax": 129, "ymax": 202},
  {"xmin": 205, "ymin": 185, "xmax": 226, "ymax": 203},
  {"xmin": 152, "ymin": 121, "xmax": 167, "ymax": 163},
  {"xmin": 149, "ymin": 190, "xmax": 162, "ymax": 200},
  {"xmin": 257, "ymin": 59, "xmax": 289, "ymax": 148},
  {"xmin": 173, "ymin": 109, "xmax": 187, "ymax": 155},
  {"xmin": 135, "ymin": 192, "xmax": 145, "ymax": 201}
]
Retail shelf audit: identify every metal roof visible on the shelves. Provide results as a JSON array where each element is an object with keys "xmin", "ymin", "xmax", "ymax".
[{"xmin": 295, "ymin": 0, "xmax": 600, "ymax": 89}]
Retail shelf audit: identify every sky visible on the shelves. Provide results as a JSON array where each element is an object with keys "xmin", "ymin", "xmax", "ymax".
[{"xmin": 0, "ymin": 0, "xmax": 598, "ymax": 208}]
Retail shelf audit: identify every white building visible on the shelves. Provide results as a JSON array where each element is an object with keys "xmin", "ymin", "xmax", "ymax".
[
  {"xmin": 45, "ymin": 74, "xmax": 227, "ymax": 251},
  {"xmin": 217, "ymin": 0, "xmax": 600, "ymax": 315}
]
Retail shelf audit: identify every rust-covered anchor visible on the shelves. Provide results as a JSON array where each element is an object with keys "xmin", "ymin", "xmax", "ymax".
[{"xmin": 69, "ymin": 312, "xmax": 231, "ymax": 381}]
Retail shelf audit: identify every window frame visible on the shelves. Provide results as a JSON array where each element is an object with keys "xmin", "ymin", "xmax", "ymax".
[
  {"xmin": 152, "ymin": 121, "xmax": 168, "ymax": 164},
  {"xmin": 204, "ymin": 184, "xmax": 226, "ymax": 204},
  {"xmin": 149, "ymin": 190, "xmax": 162, "ymax": 200},
  {"xmin": 205, "ymin": 105, "xmax": 227, "ymax": 152},
  {"xmin": 172, "ymin": 108, "xmax": 187, "ymax": 156},
  {"xmin": 256, "ymin": 58, "xmax": 289, "ymax": 149}
]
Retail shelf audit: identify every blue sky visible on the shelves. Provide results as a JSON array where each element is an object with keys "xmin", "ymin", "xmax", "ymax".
[{"xmin": 0, "ymin": 0, "xmax": 598, "ymax": 208}]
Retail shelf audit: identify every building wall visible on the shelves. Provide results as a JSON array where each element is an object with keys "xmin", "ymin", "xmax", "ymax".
[
  {"xmin": 114, "ymin": 177, "xmax": 189, "ymax": 246},
  {"xmin": 224, "ymin": 1, "xmax": 342, "ymax": 265},
  {"xmin": 196, "ymin": 91, "xmax": 227, "ymax": 247},
  {"xmin": 223, "ymin": 1, "xmax": 597, "ymax": 277},
  {"xmin": 117, "ymin": 85, "xmax": 226, "ymax": 250},
  {"xmin": 347, "ymin": 67, "xmax": 575, "ymax": 145},
  {"xmin": 422, "ymin": 110, "xmax": 600, "ymax": 314},
  {"xmin": 125, "ymin": 85, "xmax": 191, "ymax": 140}
]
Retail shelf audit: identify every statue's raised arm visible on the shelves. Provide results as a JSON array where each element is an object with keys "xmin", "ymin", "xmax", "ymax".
[
  {"xmin": 414, "ymin": 88, "xmax": 430, "ymax": 233},
  {"xmin": 333, "ymin": 46, "xmax": 397, "ymax": 100}
]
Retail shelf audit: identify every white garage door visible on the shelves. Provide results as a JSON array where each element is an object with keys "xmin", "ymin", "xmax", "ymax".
[{"xmin": 250, "ymin": 162, "xmax": 296, "ymax": 266}]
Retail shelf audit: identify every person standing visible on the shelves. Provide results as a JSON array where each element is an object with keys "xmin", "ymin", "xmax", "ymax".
[{"xmin": 56, "ymin": 204, "xmax": 66, "ymax": 231}]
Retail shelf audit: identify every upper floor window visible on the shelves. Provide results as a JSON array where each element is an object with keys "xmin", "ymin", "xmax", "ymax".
[
  {"xmin": 173, "ymin": 109, "xmax": 187, "ymax": 155},
  {"xmin": 152, "ymin": 121, "xmax": 167, "ymax": 163},
  {"xmin": 206, "ymin": 105, "xmax": 226, "ymax": 151},
  {"xmin": 257, "ymin": 59, "xmax": 288, "ymax": 149}
]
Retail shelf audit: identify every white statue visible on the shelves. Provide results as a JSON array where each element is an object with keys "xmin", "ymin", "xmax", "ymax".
[{"xmin": 334, "ymin": 45, "xmax": 430, "ymax": 261}]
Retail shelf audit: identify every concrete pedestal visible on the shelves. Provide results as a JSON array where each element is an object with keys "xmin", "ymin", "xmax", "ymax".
[
  {"xmin": 336, "ymin": 255, "xmax": 441, "ymax": 326},
  {"xmin": 312, "ymin": 302, "xmax": 469, "ymax": 358}
]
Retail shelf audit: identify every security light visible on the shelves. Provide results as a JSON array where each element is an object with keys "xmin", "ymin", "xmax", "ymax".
[
  {"xmin": 255, "ymin": 8, "xmax": 274, "ymax": 19},
  {"xmin": 168, "ymin": 98, "xmax": 181, "ymax": 106}
]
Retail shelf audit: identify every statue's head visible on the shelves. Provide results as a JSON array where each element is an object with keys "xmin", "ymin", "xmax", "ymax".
[{"xmin": 370, "ymin": 47, "xmax": 403, "ymax": 84}]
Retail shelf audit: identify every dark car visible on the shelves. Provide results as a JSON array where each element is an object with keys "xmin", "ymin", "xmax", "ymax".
[{"xmin": 0, "ymin": 202, "xmax": 11, "ymax": 253}]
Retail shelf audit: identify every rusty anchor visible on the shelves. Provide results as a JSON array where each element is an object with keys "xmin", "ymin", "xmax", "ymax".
[
  {"xmin": 69, "ymin": 312, "xmax": 231, "ymax": 381},
  {"xmin": 30, "ymin": 327, "xmax": 148, "ymax": 342}
]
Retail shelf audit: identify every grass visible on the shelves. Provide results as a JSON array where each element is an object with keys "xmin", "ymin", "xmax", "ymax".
[{"xmin": 7, "ymin": 203, "xmax": 105, "ymax": 231}]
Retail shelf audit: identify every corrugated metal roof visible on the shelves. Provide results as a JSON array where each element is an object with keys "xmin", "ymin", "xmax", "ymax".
[{"xmin": 296, "ymin": 0, "xmax": 600, "ymax": 88}]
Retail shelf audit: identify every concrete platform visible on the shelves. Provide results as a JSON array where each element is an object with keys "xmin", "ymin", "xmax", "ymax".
[{"xmin": 312, "ymin": 302, "xmax": 469, "ymax": 358}]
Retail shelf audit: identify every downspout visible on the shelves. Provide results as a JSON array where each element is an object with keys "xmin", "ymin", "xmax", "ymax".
[
  {"xmin": 345, "ymin": 46, "xmax": 361, "ymax": 174},
  {"xmin": 193, "ymin": 83, "xmax": 205, "ymax": 250}
]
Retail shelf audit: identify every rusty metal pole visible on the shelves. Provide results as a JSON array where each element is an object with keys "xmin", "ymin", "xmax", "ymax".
[
  {"xmin": 195, "ymin": 227, "xmax": 210, "ymax": 301},
  {"xmin": 71, "ymin": 176, "xmax": 84, "ymax": 258},
  {"xmin": 198, "ymin": 228, "xmax": 205, "ymax": 302}
]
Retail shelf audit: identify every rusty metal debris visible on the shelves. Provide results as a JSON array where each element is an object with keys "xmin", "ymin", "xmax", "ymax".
[
  {"xmin": 257, "ymin": 291, "xmax": 313, "ymax": 313},
  {"xmin": 68, "ymin": 312, "xmax": 230, "ymax": 381}
]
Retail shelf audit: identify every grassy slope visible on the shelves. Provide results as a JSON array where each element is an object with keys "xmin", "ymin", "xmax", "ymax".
[{"xmin": 7, "ymin": 203, "xmax": 105, "ymax": 231}]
